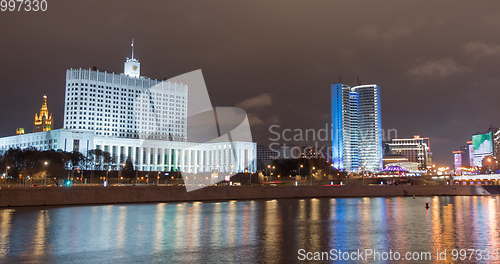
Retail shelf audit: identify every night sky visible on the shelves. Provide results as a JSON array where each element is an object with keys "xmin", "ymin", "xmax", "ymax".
[{"xmin": 2, "ymin": 0, "xmax": 500, "ymax": 165}]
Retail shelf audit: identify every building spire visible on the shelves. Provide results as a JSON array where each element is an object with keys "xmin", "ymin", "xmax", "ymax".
[
  {"xmin": 34, "ymin": 94, "xmax": 53, "ymax": 132},
  {"xmin": 131, "ymin": 38, "xmax": 135, "ymax": 60},
  {"xmin": 124, "ymin": 39, "xmax": 140, "ymax": 78}
]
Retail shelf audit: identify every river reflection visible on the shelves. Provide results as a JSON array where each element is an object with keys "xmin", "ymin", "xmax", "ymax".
[{"xmin": 0, "ymin": 196, "xmax": 498, "ymax": 263}]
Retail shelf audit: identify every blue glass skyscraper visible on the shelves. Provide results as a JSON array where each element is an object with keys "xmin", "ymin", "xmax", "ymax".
[{"xmin": 331, "ymin": 83, "xmax": 383, "ymax": 172}]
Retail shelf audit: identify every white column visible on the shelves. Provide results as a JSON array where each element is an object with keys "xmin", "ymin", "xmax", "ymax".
[
  {"xmin": 187, "ymin": 149, "xmax": 193, "ymax": 172},
  {"xmin": 194, "ymin": 150, "xmax": 199, "ymax": 173},
  {"xmin": 117, "ymin": 146, "xmax": 122, "ymax": 165},
  {"xmin": 180, "ymin": 149, "xmax": 185, "ymax": 172},
  {"xmin": 199, "ymin": 150, "xmax": 202, "ymax": 172},
  {"xmin": 167, "ymin": 148, "xmax": 172, "ymax": 171},
  {"xmin": 149, "ymin": 148, "xmax": 158, "ymax": 165},
  {"xmin": 131, "ymin": 146, "xmax": 136, "ymax": 165},
  {"xmin": 174, "ymin": 149, "xmax": 179, "ymax": 171},
  {"xmin": 160, "ymin": 148, "xmax": 165, "ymax": 171},
  {"xmin": 238, "ymin": 149, "xmax": 245, "ymax": 172}
]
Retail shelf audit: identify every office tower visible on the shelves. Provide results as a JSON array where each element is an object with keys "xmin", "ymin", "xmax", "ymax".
[
  {"xmin": 331, "ymin": 83, "xmax": 383, "ymax": 172},
  {"xmin": 63, "ymin": 42, "xmax": 187, "ymax": 141}
]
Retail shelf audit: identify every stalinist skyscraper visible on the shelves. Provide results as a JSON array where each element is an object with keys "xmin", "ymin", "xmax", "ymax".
[{"xmin": 34, "ymin": 95, "xmax": 53, "ymax": 132}]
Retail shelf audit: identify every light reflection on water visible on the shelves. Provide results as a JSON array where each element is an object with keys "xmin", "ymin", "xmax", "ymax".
[{"xmin": 0, "ymin": 196, "xmax": 498, "ymax": 263}]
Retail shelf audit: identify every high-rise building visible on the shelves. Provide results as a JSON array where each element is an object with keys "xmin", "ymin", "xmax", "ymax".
[
  {"xmin": 34, "ymin": 95, "xmax": 53, "ymax": 132},
  {"xmin": 452, "ymin": 141, "xmax": 472, "ymax": 170},
  {"xmin": 466, "ymin": 140, "xmax": 474, "ymax": 167},
  {"xmin": 64, "ymin": 40, "xmax": 187, "ymax": 141},
  {"xmin": 331, "ymin": 83, "xmax": 383, "ymax": 172},
  {"xmin": 386, "ymin": 135, "xmax": 432, "ymax": 170}
]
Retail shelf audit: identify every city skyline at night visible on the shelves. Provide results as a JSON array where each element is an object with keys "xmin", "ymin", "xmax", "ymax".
[
  {"xmin": 4, "ymin": 0, "xmax": 500, "ymax": 165},
  {"xmin": 1, "ymin": 1, "xmax": 500, "ymax": 264}
]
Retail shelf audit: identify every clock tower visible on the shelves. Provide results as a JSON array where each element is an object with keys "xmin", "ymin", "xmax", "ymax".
[{"xmin": 124, "ymin": 39, "xmax": 140, "ymax": 78}]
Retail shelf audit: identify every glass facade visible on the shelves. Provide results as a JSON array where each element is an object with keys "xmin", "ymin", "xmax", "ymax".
[{"xmin": 331, "ymin": 83, "xmax": 383, "ymax": 172}]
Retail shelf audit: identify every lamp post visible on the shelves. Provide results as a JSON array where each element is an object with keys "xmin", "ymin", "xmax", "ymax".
[
  {"xmin": 272, "ymin": 165, "xmax": 276, "ymax": 181},
  {"xmin": 245, "ymin": 169, "xmax": 250, "ymax": 185},
  {"xmin": 106, "ymin": 168, "xmax": 111, "ymax": 182},
  {"xmin": 311, "ymin": 166, "xmax": 316, "ymax": 185},
  {"xmin": 43, "ymin": 161, "xmax": 49, "ymax": 186},
  {"xmin": 3, "ymin": 166, "xmax": 10, "ymax": 181},
  {"xmin": 119, "ymin": 163, "xmax": 125, "ymax": 183}
]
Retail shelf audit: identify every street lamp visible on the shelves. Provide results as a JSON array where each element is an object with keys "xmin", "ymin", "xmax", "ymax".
[
  {"xmin": 311, "ymin": 166, "xmax": 316, "ymax": 185},
  {"xmin": 245, "ymin": 169, "xmax": 251, "ymax": 185},
  {"xmin": 43, "ymin": 161, "xmax": 49, "ymax": 185},
  {"xmin": 119, "ymin": 163, "xmax": 125, "ymax": 183},
  {"xmin": 4, "ymin": 166, "xmax": 10, "ymax": 179}
]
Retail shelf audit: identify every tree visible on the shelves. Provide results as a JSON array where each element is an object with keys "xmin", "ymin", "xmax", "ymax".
[
  {"xmin": 88, "ymin": 149, "xmax": 113, "ymax": 170},
  {"xmin": 0, "ymin": 148, "xmax": 69, "ymax": 182},
  {"xmin": 66, "ymin": 151, "xmax": 86, "ymax": 169},
  {"xmin": 103, "ymin": 151, "xmax": 113, "ymax": 169},
  {"xmin": 122, "ymin": 158, "xmax": 135, "ymax": 178}
]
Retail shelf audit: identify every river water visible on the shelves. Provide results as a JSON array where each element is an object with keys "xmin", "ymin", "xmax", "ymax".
[{"xmin": 0, "ymin": 196, "xmax": 498, "ymax": 263}]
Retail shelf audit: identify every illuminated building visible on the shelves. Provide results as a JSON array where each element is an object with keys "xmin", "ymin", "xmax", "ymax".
[
  {"xmin": 382, "ymin": 154, "xmax": 419, "ymax": 172},
  {"xmin": 0, "ymin": 41, "xmax": 256, "ymax": 173},
  {"xmin": 471, "ymin": 131, "xmax": 494, "ymax": 167},
  {"xmin": 299, "ymin": 146, "xmax": 323, "ymax": 159},
  {"xmin": 64, "ymin": 40, "xmax": 186, "ymax": 140},
  {"xmin": 466, "ymin": 140, "xmax": 474, "ymax": 167},
  {"xmin": 452, "ymin": 141, "xmax": 473, "ymax": 173},
  {"xmin": 452, "ymin": 150, "xmax": 464, "ymax": 173},
  {"xmin": 331, "ymin": 83, "xmax": 383, "ymax": 172},
  {"xmin": 386, "ymin": 135, "xmax": 432, "ymax": 170},
  {"xmin": 34, "ymin": 95, "xmax": 53, "ymax": 132},
  {"xmin": 494, "ymin": 129, "xmax": 500, "ymax": 161}
]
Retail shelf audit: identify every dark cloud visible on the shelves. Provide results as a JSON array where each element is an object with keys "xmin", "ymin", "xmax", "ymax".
[
  {"xmin": 408, "ymin": 58, "xmax": 468, "ymax": 79},
  {"xmin": 1, "ymin": 0, "xmax": 500, "ymax": 165},
  {"xmin": 236, "ymin": 93, "xmax": 272, "ymax": 110}
]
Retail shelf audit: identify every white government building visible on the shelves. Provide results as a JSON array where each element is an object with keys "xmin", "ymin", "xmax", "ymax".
[{"xmin": 0, "ymin": 42, "xmax": 256, "ymax": 173}]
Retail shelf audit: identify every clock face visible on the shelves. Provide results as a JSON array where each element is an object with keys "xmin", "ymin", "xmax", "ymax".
[{"xmin": 132, "ymin": 65, "xmax": 138, "ymax": 71}]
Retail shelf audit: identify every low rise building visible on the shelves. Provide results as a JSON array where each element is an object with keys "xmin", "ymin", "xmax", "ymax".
[{"xmin": 386, "ymin": 135, "xmax": 432, "ymax": 170}]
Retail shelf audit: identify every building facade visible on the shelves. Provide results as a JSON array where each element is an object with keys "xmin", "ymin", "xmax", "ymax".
[
  {"xmin": 64, "ymin": 69, "xmax": 187, "ymax": 141},
  {"xmin": 0, "ymin": 42, "xmax": 256, "ymax": 173},
  {"xmin": 0, "ymin": 129, "xmax": 255, "ymax": 173},
  {"xmin": 331, "ymin": 83, "xmax": 383, "ymax": 172},
  {"xmin": 386, "ymin": 136, "xmax": 432, "ymax": 170}
]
